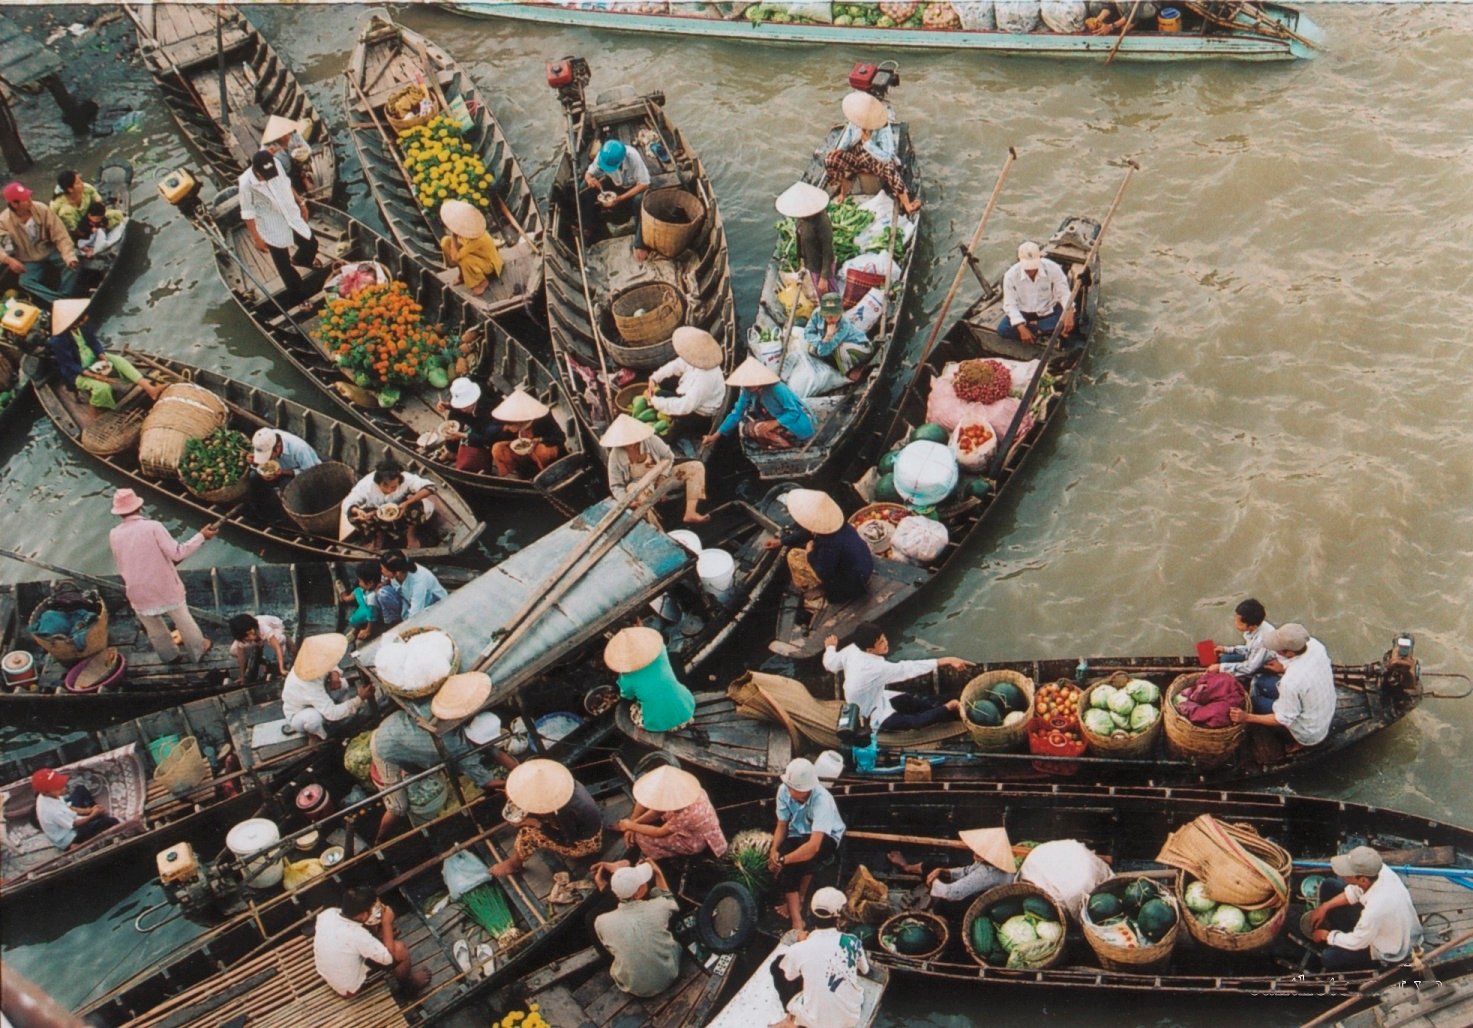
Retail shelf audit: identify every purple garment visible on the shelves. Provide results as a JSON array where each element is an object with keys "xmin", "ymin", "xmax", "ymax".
[
  {"xmin": 1176, "ymin": 671, "xmax": 1247, "ymax": 728},
  {"xmin": 108, "ymin": 515, "xmax": 206, "ymax": 613}
]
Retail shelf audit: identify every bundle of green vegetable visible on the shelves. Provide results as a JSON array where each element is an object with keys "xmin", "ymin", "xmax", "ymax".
[
  {"xmin": 461, "ymin": 880, "xmax": 519, "ymax": 942},
  {"xmin": 1085, "ymin": 877, "xmax": 1178, "ymax": 949},
  {"xmin": 726, "ymin": 828, "xmax": 774, "ymax": 893},
  {"xmin": 178, "ymin": 427, "xmax": 251, "ymax": 495},
  {"xmin": 1082, "ymin": 679, "xmax": 1161, "ymax": 739},
  {"xmin": 776, "ymin": 198, "xmax": 874, "ymax": 273},
  {"xmin": 1182, "ymin": 879, "xmax": 1276, "ymax": 933},
  {"xmin": 969, "ymin": 893, "xmax": 1064, "ymax": 968},
  {"xmin": 627, "ymin": 394, "xmax": 672, "ymax": 436}
]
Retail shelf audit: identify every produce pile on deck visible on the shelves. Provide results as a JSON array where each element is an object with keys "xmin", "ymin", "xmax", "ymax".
[
  {"xmin": 317, "ymin": 280, "xmax": 464, "ymax": 406},
  {"xmin": 397, "ymin": 115, "xmax": 495, "ymax": 215}
]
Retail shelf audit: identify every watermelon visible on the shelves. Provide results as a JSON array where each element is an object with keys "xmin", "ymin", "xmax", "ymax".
[
  {"xmin": 878, "ymin": 449, "xmax": 900, "ymax": 475},
  {"xmin": 1122, "ymin": 877, "xmax": 1157, "ymax": 914},
  {"xmin": 893, "ymin": 919, "xmax": 940, "ymax": 955},
  {"xmin": 989, "ymin": 897, "xmax": 1024, "ymax": 922},
  {"xmin": 911, "ymin": 422, "xmax": 949, "ymax": 444},
  {"xmin": 988, "ymin": 682, "xmax": 1028, "ymax": 714},
  {"xmin": 1021, "ymin": 895, "xmax": 1055, "ymax": 920},
  {"xmin": 874, "ymin": 473, "xmax": 900, "ymax": 502},
  {"xmin": 1086, "ymin": 891, "xmax": 1122, "ymax": 923},
  {"xmin": 966, "ymin": 698, "xmax": 1001, "ymax": 727},
  {"xmin": 965, "ymin": 477, "xmax": 992, "ymax": 500},
  {"xmin": 970, "ymin": 913, "xmax": 997, "ymax": 957}
]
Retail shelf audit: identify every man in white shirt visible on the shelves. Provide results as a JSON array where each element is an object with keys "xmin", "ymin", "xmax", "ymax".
[
  {"xmin": 1229, "ymin": 622, "xmax": 1336, "ymax": 749},
  {"xmin": 313, "ymin": 887, "xmax": 428, "ymax": 997},
  {"xmin": 996, "ymin": 240, "xmax": 1074, "ymax": 344},
  {"xmin": 647, "ymin": 327, "xmax": 727, "ymax": 423},
  {"xmin": 238, "ymin": 149, "xmax": 318, "ymax": 306},
  {"xmin": 281, "ymin": 633, "xmax": 369, "ymax": 739},
  {"xmin": 771, "ymin": 887, "xmax": 871, "ymax": 1028},
  {"xmin": 341, "ymin": 460, "xmax": 438, "ymax": 551},
  {"xmin": 823, "ymin": 622, "xmax": 969, "ymax": 732},
  {"xmin": 31, "ymin": 767, "xmax": 118, "ymax": 851},
  {"xmin": 1307, "ymin": 846, "xmax": 1422, "ymax": 972}
]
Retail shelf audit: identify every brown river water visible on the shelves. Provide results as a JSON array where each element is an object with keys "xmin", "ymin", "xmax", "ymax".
[{"xmin": 2, "ymin": 3, "xmax": 1471, "ymax": 1024}]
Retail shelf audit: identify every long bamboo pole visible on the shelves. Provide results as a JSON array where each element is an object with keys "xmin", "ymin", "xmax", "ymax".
[{"xmin": 1105, "ymin": 1, "xmax": 1143, "ymax": 65}]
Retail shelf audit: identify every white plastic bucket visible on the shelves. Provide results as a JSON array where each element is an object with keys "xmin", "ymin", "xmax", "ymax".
[
  {"xmin": 668, "ymin": 529, "xmax": 703, "ymax": 555},
  {"xmin": 226, "ymin": 818, "xmax": 284, "ymax": 888},
  {"xmin": 697, "ymin": 548, "xmax": 736, "ymax": 602}
]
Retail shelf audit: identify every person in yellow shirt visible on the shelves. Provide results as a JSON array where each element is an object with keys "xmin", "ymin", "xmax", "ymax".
[
  {"xmin": 49, "ymin": 170, "xmax": 102, "ymax": 234},
  {"xmin": 438, "ymin": 200, "xmax": 501, "ymax": 297}
]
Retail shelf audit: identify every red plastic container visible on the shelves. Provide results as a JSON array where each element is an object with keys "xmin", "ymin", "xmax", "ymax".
[
  {"xmin": 295, "ymin": 783, "xmax": 335, "ymax": 821},
  {"xmin": 1027, "ymin": 715, "xmax": 1087, "ymax": 776}
]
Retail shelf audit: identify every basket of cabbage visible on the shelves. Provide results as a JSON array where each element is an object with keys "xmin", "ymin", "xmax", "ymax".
[
  {"xmin": 1176, "ymin": 873, "xmax": 1287, "ymax": 953},
  {"xmin": 1076, "ymin": 672, "xmax": 1163, "ymax": 759},
  {"xmin": 962, "ymin": 883, "xmax": 1068, "ymax": 970}
]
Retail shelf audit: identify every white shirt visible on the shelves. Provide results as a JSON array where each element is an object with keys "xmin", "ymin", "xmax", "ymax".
[
  {"xmin": 313, "ymin": 908, "xmax": 393, "ymax": 996},
  {"xmin": 648, "ymin": 358, "xmax": 726, "ymax": 418},
  {"xmin": 586, "ymin": 148, "xmax": 650, "ymax": 189},
  {"xmin": 778, "ymin": 928, "xmax": 870, "ymax": 1028},
  {"xmin": 823, "ymin": 643, "xmax": 937, "ymax": 727},
  {"xmin": 1001, "ymin": 257, "xmax": 1071, "ymax": 327},
  {"xmin": 35, "ymin": 793, "xmax": 77, "ymax": 849},
  {"xmin": 1272, "ymin": 637, "xmax": 1336, "ymax": 746},
  {"xmin": 1327, "ymin": 864, "xmax": 1422, "ymax": 963},
  {"xmin": 237, "ymin": 167, "xmax": 311, "ymax": 248},
  {"xmin": 281, "ymin": 670, "xmax": 361, "ymax": 726},
  {"xmin": 1221, "ymin": 620, "xmax": 1276, "ymax": 678},
  {"xmin": 230, "ymin": 614, "xmax": 286, "ymax": 658},
  {"xmin": 342, "ymin": 470, "xmax": 434, "ymax": 513}
]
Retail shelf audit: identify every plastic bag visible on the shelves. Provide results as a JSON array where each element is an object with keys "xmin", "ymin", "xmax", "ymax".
[
  {"xmin": 839, "ymin": 251, "xmax": 897, "ymax": 285},
  {"xmin": 953, "ymin": 0, "xmax": 997, "ymax": 29},
  {"xmin": 443, "ymin": 849, "xmax": 493, "ymax": 900},
  {"xmin": 893, "ymin": 441, "xmax": 958, "ymax": 507},
  {"xmin": 1019, "ymin": 839, "xmax": 1112, "ymax": 917},
  {"xmin": 891, "ymin": 516, "xmax": 949, "ymax": 565},
  {"xmin": 783, "ymin": 346, "xmax": 848, "ymax": 399},
  {"xmin": 1039, "ymin": 1, "xmax": 1087, "ymax": 32},
  {"xmin": 748, "ymin": 325, "xmax": 786, "ymax": 370},
  {"xmin": 949, "ymin": 417, "xmax": 998, "ymax": 470},
  {"xmin": 776, "ymin": 278, "xmax": 818, "ymax": 321},
  {"xmin": 846, "ymin": 288, "xmax": 886, "ymax": 335},
  {"xmin": 995, "ymin": 1, "xmax": 1040, "ymax": 33}
]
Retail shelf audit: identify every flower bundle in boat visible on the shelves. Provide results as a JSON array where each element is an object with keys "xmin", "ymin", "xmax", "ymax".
[{"xmin": 316, "ymin": 280, "xmax": 469, "ymax": 407}]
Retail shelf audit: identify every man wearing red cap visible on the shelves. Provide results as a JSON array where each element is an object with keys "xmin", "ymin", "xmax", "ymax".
[
  {"xmin": 1, "ymin": 180, "xmax": 80, "ymax": 303},
  {"xmin": 32, "ymin": 767, "xmax": 118, "ymax": 851},
  {"xmin": 108, "ymin": 489, "xmax": 218, "ymax": 663}
]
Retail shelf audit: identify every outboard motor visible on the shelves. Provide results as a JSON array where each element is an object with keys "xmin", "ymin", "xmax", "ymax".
[
  {"xmin": 1380, "ymin": 632, "xmax": 1419, "ymax": 697},
  {"xmin": 156, "ymin": 843, "xmax": 222, "ymax": 916},
  {"xmin": 547, "ymin": 56, "xmax": 591, "ymax": 117},
  {"xmin": 848, "ymin": 60, "xmax": 900, "ymax": 99}
]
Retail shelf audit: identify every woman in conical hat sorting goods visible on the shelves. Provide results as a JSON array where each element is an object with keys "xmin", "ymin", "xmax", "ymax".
[
  {"xmin": 613, "ymin": 763, "xmax": 727, "ymax": 861},
  {"xmin": 701, "ymin": 356, "xmax": 815, "ymax": 452},
  {"xmin": 47, "ymin": 298, "xmax": 163, "ymax": 409},
  {"xmin": 491, "ymin": 759, "xmax": 603, "ymax": 877},
  {"xmin": 437, "ymin": 200, "xmax": 502, "ymax": 297},
  {"xmin": 763, "ymin": 488, "xmax": 874, "ymax": 606},
  {"xmin": 823, "ymin": 91, "xmax": 920, "ymax": 216},
  {"xmin": 602, "ymin": 413, "xmax": 709, "ymax": 525}
]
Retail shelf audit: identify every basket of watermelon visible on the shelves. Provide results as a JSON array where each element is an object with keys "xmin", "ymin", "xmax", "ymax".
[
  {"xmin": 959, "ymin": 670, "xmax": 1033, "ymax": 751},
  {"xmin": 963, "ymin": 883, "xmax": 1068, "ymax": 969},
  {"xmin": 1082, "ymin": 874, "xmax": 1181, "ymax": 971}
]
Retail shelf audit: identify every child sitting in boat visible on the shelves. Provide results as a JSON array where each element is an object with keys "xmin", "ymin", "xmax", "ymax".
[
  {"xmin": 31, "ymin": 767, "xmax": 119, "ymax": 853},
  {"xmin": 228, "ymin": 612, "xmax": 291, "ymax": 686}
]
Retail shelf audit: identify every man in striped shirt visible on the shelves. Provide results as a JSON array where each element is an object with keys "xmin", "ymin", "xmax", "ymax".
[
  {"xmin": 238, "ymin": 149, "xmax": 318, "ymax": 307},
  {"xmin": 1229, "ymin": 622, "xmax": 1335, "ymax": 750}
]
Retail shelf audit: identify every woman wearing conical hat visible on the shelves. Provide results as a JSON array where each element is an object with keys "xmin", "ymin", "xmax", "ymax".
[
  {"xmin": 886, "ymin": 827, "xmax": 1016, "ymax": 909},
  {"xmin": 763, "ymin": 488, "xmax": 874, "ymax": 605},
  {"xmin": 613, "ymin": 764, "xmax": 727, "ymax": 862},
  {"xmin": 775, "ymin": 180, "xmax": 836, "ymax": 296},
  {"xmin": 47, "ymin": 298, "xmax": 163, "ymax": 409},
  {"xmin": 492, "ymin": 759, "xmax": 604, "ymax": 877},
  {"xmin": 603, "ymin": 626, "xmax": 694, "ymax": 734},
  {"xmin": 489, "ymin": 388, "xmax": 565, "ymax": 478},
  {"xmin": 438, "ymin": 200, "xmax": 502, "ymax": 297},
  {"xmin": 701, "ymin": 356, "xmax": 815, "ymax": 452},
  {"xmin": 823, "ymin": 90, "xmax": 921, "ymax": 216},
  {"xmin": 645, "ymin": 326, "xmax": 727, "ymax": 427},
  {"xmin": 601, "ymin": 413, "xmax": 709, "ymax": 525}
]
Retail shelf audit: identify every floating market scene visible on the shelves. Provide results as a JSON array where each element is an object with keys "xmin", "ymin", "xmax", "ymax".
[{"xmin": 2, "ymin": 2, "xmax": 1472, "ymax": 1027}]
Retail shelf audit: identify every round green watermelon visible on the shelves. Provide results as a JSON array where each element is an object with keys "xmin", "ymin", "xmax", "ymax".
[
  {"xmin": 878, "ymin": 450, "xmax": 900, "ymax": 475},
  {"xmin": 910, "ymin": 423, "xmax": 949, "ymax": 445},
  {"xmin": 967, "ymin": 698, "xmax": 1002, "ymax": 727},
  {"xmin": 1137, "ymin": 898, "xmax": 1177, "ymax": 942},
  {"xmin": 874, "ymin": 473, "xmax": 900, "ymax": 503},
  {"xmin": 1087, "ymin": 891, "xmax": 1122, "ymax": 923}
]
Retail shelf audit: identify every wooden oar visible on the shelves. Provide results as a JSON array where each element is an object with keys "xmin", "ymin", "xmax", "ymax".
[
  {"xmin": 1300, "ymin": 929, "xmax": 1473, "ymax": 1028},
  {"xmin": 1105, "ymin": 0, "xmax": 1143, "ymax": 64},
  {"xmin": 988, "ymin": 159, "xmax": 1138, "ymax": 479},
  {"xmin": 846, "ymin": 830, "xmax": 971, "ymax": 850},
  {"xmin": 0, "ymin": 547, "xmax": 235, "ymax": 629}
]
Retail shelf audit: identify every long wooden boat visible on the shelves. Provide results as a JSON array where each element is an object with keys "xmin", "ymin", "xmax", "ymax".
[
  {"xmin": 620, "ymin": 643, "xmax": 1472, "ymax": 787},
  {"xmin": 187, "ymin": 191, "xmax": 596, "ymax": 509},
  {"xmin": 706, "ymin": 939, "xmax": 887, "ymax": 1028},
  {"xmin": 34, "ymin": 350, "xmax": 485, "ymax": 561},
  {"xmin": 689, "ymin": 782, "xmax": 1473, "ymax": 998},
  {"xmin": 0, "ymin": 562, "xmax": 341, "ymax": 723},
  {"xmin": 0, "ymin": 679, "xmax": 331, "ymax": 907},
  {"xmin": 450, "ymin": 1, "xmax": 1323, "ymax": 62},
  {"xmin": 0, "ymin": 338, "xmax": 36, "ymax": 436},
  {"xmin": 771, "ymin": 215, "xmax": 1101, "ymax": 659},
  {"xmin": 122, "ymin": 3, "xmax": 338, "ymax": 201},
  {"xmin": 344, "ymin": 14, "xmax": 545, "ymax": 319},
  {"xmin": 543, "ymin": 59, "xmax": 738, "ymax": 442},
  {"xmin": 742, "ymin": 100, "xmax": 921, "ymax": 482},
  {"xmin": 1304, "ymin": 944, "xmax": 1473, "ymax": 1027},
  {"xmin": 82, "ymin": 762, "xmax": 636, "ymax": 1027}
]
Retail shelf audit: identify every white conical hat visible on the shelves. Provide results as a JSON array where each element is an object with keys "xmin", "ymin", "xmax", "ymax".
[
  {"xmin": 51, "ymin": 298, "xmax": 90, "ymax": 335},
  {"xmin": 599, "ymin": 412, "xmax": 654, "ymax": 448},
  {"xmin": 603, "ymin": 626, "xmax": 665, "ymax": 674},
  {"xmin": 784, "ymin": 489, "xmax": 844, "ymax": 535},
  {"xmin": 958, "ymin": 827, "xmax": 1014, "ymax": 873},
  {"xmin": 842, "ymin": 91, "xmax": 888, "ymax": 131},
  {"xmin": 430, "ymin": 671, "xmax": 493, "ymax": 721},
  {"xmin": 491, "ymin": 388, "xmax": 549, "ymax": 422},
  {"xmin": 725, "ymin": 356, "xmax": 780, "ymax": 388},
  {"xmin": 505, "ymin": 759, "xmax": 575, "ymax": 814},
  {"xmin": 261, "ymin": 114, "xmax": 300, "ymax": 144},
  {"xmin": 775, "ymin": 181, "xmax": 830, "ymax": 219},
  {"xmin": 292, "ymin": 633, "xmax": 348, "ymax": 680},
  {"xmin": 440, "ymin": 199, "xmax": 487, "ymax": 239},
  {"xmin": 632, "ymin": 765, "xmax": 702, "ymax": 812},
  {"xmin": 671, "ymin": 326, "xmax": 723, "ymax": 371}
]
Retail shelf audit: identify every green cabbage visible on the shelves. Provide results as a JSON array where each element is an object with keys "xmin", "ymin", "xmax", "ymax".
[
  {"xmin": 1083, "ymin": 708, "xmax": 1117, "ymax": 737},
  {"xmin": 1034, "ymin": 920, "xmax": 1063, "ymax": 944},
  {"xmin": 1246, "ymin": 906, "xmax": 1274, "ymax": 928},
  {"xmin": 1210, "ymin": 904, "xmax": 1247, "ymax": 932},
  {"xmin": 1183, "ymin": 881, "xmax": 1217, "ymax": 914},
  {"xmin": 1110, "ymin": 711, "xmax": 1131, "ymax": 730},
  {"xmin": 1126, "ymin": 679, "xmax": 1161, "ymax": 705},
  {"xmin": 999, "ymin": 915, "xmax": 1039, "ymax": 950},
  {"xmin": 1091, "ymin": 685, "xmax": 1116, "ymax": 710},
  {"xmin": 1108, "ymin": 691, "xmax": 1137, "ymax": 717},
  {"xmin": 1129, "ymin": 704, "xmax": 1159, "ymax": 732}
]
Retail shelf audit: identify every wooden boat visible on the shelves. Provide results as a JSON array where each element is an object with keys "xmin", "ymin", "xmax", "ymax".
[
  {"xmin": 186, "ymin": 191, "xmax": 595, "ymax": 510},
  {"xmin": 34, "ymin": 350, "xmax": 485, "ymax": 562},
  {"xmin": 0, "ymin": 338, "xmax": 36, "ymax": 435},
  {"xmin": 123, "ymin": 3, "xmax": 338, "ymax": 201},
  {"xmin": 0, "ymin": 562, "xmax": 341, "ymax": 723},
  {"xmin": 0, "ymin": 679, "xmax": 331, "ymax": 907},
  {"xmin": 706, "ymin": 939, "xmax": 887, "ymax": 1028},
  {"xmin": 742, "ymin": 93, "xmax": 921, "ymax": 482},
  {"xmin": 449, "ymin": 1, "xmax": 1324, "ymax": 62},
  {"xmin": 1303, "ymin": 939, "xmax": 1473, "ymax": 1027},
  {"xmin": 344, "ymin": 14, "xmax": 545, "ymax": 319},
  {"xmin": 82, "ymin": 762, "xmax": 636, "ymax": 1027},
  {"xmin": 771, "ymin": 215, "xmax": 1102, "ymax": 659},
  {"xmin": 543, "ymin": 59, "xmax": 738, "ymax": 441},
  {"xmin": 620, "ymin": 643, "xmax": 1472, "ymax": 787},
  {"xmin": 689, "ymin": 782, "xmax": 1473, "ymax": 999}
]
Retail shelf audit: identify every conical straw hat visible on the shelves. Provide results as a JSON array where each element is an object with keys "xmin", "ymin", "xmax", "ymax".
[
  {"xmin": 599, "ymin": 412, "xmax": 654, "ymax": 448},
  {"xmin": 293, "ymin": 633, "xmax": 348, "ymax": 680},
  {"xmin": 51, "ymin": 298, "xmax": 90, "ymax": 335},
  {"xmin": 842, "ymin": 91, "xmax": 888, "ymax": 131},
  {"xmin": 672, "ymin": 326, "xmax": 723, "ymax": 370},
  {"xmin": 775, "ymin": 181, "xmax": 830, "ymax": 219},
  {"xmin": 261, "ymin": 114, "xmax": 300, "ymax": 144},
  {"xmin": 725, "ymin": 356, "xmax": 779, "ymax": 389},
  {"xmin": 491, "ymin": 388, "xmax": 550, "ymax": 423},
  {"xmin": 785, "ymin": 489, "xmax": 844, "ymax": 535},
  {"xmin": 505, "ymin": 759, "xmax": 575, "ymax": 814},
  {"xmin": 632, "ymin": 765, "xmax": 702, "ymax": 812},
  {"xmin": 959, "ymin": 827, "xmax": 1014, "ymax": 873},
  {"xmin": 430, "ymin": 671, "xmax": 493, "ymax": 721},
  {"xmin": 440, "ymin": 199, "xmax": 487, "ymax": 239},
  {"xmin": 604, "ymin": 626, "xmax": 665, "ymax": 674}
]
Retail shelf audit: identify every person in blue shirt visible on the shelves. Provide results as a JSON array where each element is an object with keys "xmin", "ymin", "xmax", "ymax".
[
  {"xmin": 380, "ymin": 552, "xmax": 447, "ymax": 620},
  {"xmin": 804, "ymin": 292, "xmax": 874, "ymax": 379},
  {"xmin": 702, "ymin": 356, "xmax": 815, "ymax": 451},
  {"xmin": 248, "ymin": 426, "xmax": 322, "ymax": 520},
  {"xmin": 767, "ymin": 757, "xmax": 847, "ymax": 933},
  {"xmin": 341, "ymin": 558, "xmax": 401, "ymax": 642},
  {"xmin": 823, "ymin": 91, "xmax": 920, "ymax": 216},
  {"xmin": 47, "ymin": 298, "xmax": 163, "ymax": 409}
]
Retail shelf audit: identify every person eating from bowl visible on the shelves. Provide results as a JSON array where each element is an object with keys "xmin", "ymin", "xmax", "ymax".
[
  {"xmin": 261, "ymin": 114, "xmax": 315, "ymax": 196},
  {"xmin": 804, "ymin": 291, "xmax": 874, "ymax": 380},
  {"xmin": 614, "ymin": 764, "xmax": 727, "ymax": 862},
  {"xmin": 438, "ymin": 200, "xmax": 502, "ymax": 298},
  {"xmin": 312, "ymin": 886, "xmax": 429, "ymax": 998},
  {"xmin": 582, "ymin": 139, "xmax": 652, "ymax": 261},
  {"xmin": 280, "ymin": 632, "xmax": 371, "ymax": 741},
  {"xmin": 247, "ymin": 426, "xmax": 321, "ymax": 519},
  {"xmin": 602, "ymin": 413, "xmax": 709, "ymax": 525},
  {"xmin": 490, "ymin": 759, "xmax": 604, "ymax": 878},
  {"xmin": 342, "ymin": 460, "xmax": 436, "ymax": 550},
  {"xmin": 646, "ymin": 326, "xmax": 727, "ymax": 429},
  {"xmin": 823, "ymin": 91, "xmax": 920, "ymax": 216},
  {"xmin": 489, "ymin": 388, "xmax": 564, "ymax": 479},
  {"xmin": 433, "ymin": 376, "xmax": 499, "ymax": 473},
  {"xmin": 47, "ymin": 298, "xmax": 163, "ymax": 409},
  {"xmin": 701, "ymin": 356, "xmax": 815, "ymax": 452},
  {"xmin": 776, "ymin": 180, "xmax": 836, "ymax": 296},
  {"xmin": 762, "ymin": 489, "xmax": 874, "ymax": 607}
]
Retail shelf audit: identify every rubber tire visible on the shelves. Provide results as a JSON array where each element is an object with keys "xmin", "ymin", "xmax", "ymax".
[
  {"xmin": 634, "ymin": 750, "xmax": 682, "ymax": 777},
  {"xmin": 696, "ymin": 881, "xmax": 759, "ymax": 954}
]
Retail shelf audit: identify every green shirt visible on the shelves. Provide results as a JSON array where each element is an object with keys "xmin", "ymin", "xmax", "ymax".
[
  {"xmin": 50, "ymin": 185, "xmax": 103, "ymax": 233},
  {"xmin": 618, "ymin": 648, "xmax": 695, "ymax": 733}
]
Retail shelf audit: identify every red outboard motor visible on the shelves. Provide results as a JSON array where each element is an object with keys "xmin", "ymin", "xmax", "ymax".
[
  {"xmin": 547, "ymin": 56, "xmax": 591, "ymax": 115},
  {"xmin": 849, "ymin": 60, "xmax": 900, "ymax": 99}
]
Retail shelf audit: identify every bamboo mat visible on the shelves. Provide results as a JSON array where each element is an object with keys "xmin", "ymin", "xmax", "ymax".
[{"xmin": 728, "ymin": 671, "xmax": 969, "ymax": 750}]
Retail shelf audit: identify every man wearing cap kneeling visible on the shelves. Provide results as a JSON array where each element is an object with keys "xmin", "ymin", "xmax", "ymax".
[
  {"xmin": 769, "ymin": 757, "xmax": 847, "ymax": 934},
  {"xmin": 238, "ymin": 149, "xmax": 319, "ymax": 308},
  {"xmin": 1228, "ymin": 622, "xmax": 1336, "ymax": 753},
  {"xmin": 48, "ymin": 299, "xmax": 165, "ymax": 409},
  {"xmin": 887, "ymin": 827, "xmax": 1016, "ymax": 912},
  {"xmin": 602, "ymin": 413, "xmax": 709, "ymax": 525},
  {"xmin": 702, "ymin": 357, "xmax": 815, "ymax": 452},
  {"xmin": 592, "ymin": 860, "xmax": 683, "ymax": 998},
  {"xmin": 771, "ymin": 886, "xmax": 871, "ymax": 1028},
  {"xmin": 438, "ymin": 200, "xmax": 502, "ymax": 298},
  {"xmin": 281, "ymin": 633, "xmax": 371, "ymax": 741},
  {"xmin": 763, "ymin": 489, "xmax": 874, "ymax": 607},
  {"xmin": 582, "ymin": 140, "xmax": 652, "ymax": 261},
  {"xmin": 997, "ymin": 240, "xmax": 1074, "ymax": 344},
  {"xmin": 31, "ymin": 767, "xmax": 119, "ymax": 853},
  {"xmin": 646, "ymin": 326, "xmax": 727, "ymax": 430},
  {"xmin": 805, "ymin": 292, "xmax": 875, "ymax": 381},
  {"xmin": 248, "ymin": 426, "xmax": 321, "ymax": 518},
  {"xmin": 2, "ymin": 179, "xmax": 80, "ymax": 303},
  {"xmin": 1306, "ymin": 846, "xmax": 1422, "ymax": 972},
  {"xmin": 488, "ymin": 388, "xmax": 564, "ymax": 479}
]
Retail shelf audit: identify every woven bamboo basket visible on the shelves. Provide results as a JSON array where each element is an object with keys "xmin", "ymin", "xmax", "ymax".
[
  {"xmin": 613, "ymin": 381, "xmax": 649, "ymax": 414},
  {"xmin": 1162, "ymin": 672, "xmax": 1249, "ymax": 768},
  {"xmin": 185, "ymin": 473, "xmax": 250, "ymax": 504},
  {"xmin": 1156, "ymin": 815, "xmax": 1290, "ymax": 911},
  {"xmin": 139, "ymin": 383, "xmax": 227, "ymax": 480},
  {"xmin": 640, "ymin": 186, "xmax": 705, "ymax": 259},
  {"xmin": 80, "ymin": 407, "xmax": 146, "ymax": 457},
  {"xmin": 962, "ymin": 883, "xmax": 1069, "ymax": 970},
  {"xmin": 1176, "ymin": 871, "xmax": 1287, "ymax": 953},
  {"xmin": 0, "ymin": 348, "xmax": 14, "ymax": 388},
  {"xmin": 1080, "ymin": 874, "xmax": 1181, "ymax": 972},
  {"xmin": 610, "ymin": 282, "xmax": 683, "ymax": 349},
  {"xmin": 28, "ymin": 593, "xmax": 109, "ymax": 666},
  {"xmin": 848, "ymin": 502, "xmax": 909, "ymax": 557},
  {"xmin": 384, "ymin": 85, "xmax": 437, "ymax": 133},
  {"xmin": 959, "ymin": 670, "xmax": 1034, "ymax": 752},
  {"xmin": 281, "ymin": 461, "xmax": 356, "ymax": 537},
  {"xmin": 1076, "ymin": 671, "xmax": 1163, "ymax": 759},
  {"xmin": 877, "ymin": 910, "xmax": 948, "ymax": 963},
  {"xmin": 377, "ymin": 625, "xmax": 459, "ymax": 700}
]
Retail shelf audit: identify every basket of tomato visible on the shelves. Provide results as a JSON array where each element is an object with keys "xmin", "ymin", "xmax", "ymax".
[{"xmin": 1028, "ymin": 680, "xmax": 1087, "ymax": 776}]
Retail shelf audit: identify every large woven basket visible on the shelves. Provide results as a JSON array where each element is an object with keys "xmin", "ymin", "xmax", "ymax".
[
  {"xmin": 611, "ymin": 282, "xmax": 683, "ymax": 348},
  {"xmin": 877, "ymin": 910, "xmax": 948, "ymax": 963},
  {"xmin": 1080, "ymin": 874, "xmax": 1181, "ymax": 972},
  {"xmin": 281, "ymin": 461, "xmax": 356, "ymax": 537},
  {"xmin": 1177, "ymin": 871, "xmax": 1287, "ymax": 953},
  {"xmin": 385, "ymin": 85, "xmax": 437, "ymax": 133},
  {"xmin": 139, "ymin": 383, "xmax": 227, "ymax": 480},
  {"xmin": 185, "ymin": 473, "xmax": 249, "ymax": 504},
  {"xmin": 1156, "ymin": 814, "xmax": 1291, "ymax": 911},
  {"xmin": 959, "ymin": 670, "xmax": 1034, "ymax": 752},
  {"xmin": 962, "ymin": 883, "xmax": 1069, "ymax": 970},
  {"xmin": 28, "ymin": 592, "xmax": 109, "ymax": 666},
  {"xmin": 377, "ymin": 625, "xmax": 459, "ymax": 700},
  {"xmin": 80, "ymin": 407, "xmax": 146, "ymax": 457},
  {"xmin": 1162, "ymin": 672, "xmax": 1249, "ymax": 768},
  {"xmin": 640, "ymin": 186, "xmax": 705, "ymax": 259},
  {"xmin": 1076, "ymin": 671, "xmax": 1163, "ymax": 759}
]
